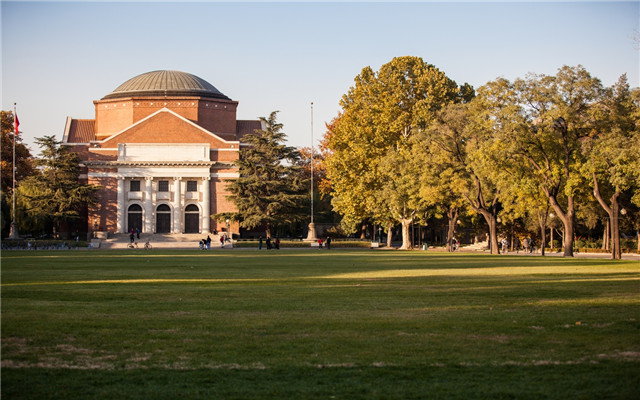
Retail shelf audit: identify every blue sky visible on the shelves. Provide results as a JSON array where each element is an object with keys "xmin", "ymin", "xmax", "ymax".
[{"xmin": 2, "ymin": 1, "xmax": 638, "ymax": 152}]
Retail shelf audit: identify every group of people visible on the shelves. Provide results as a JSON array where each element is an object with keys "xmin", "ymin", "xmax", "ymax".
[
  {"xmin": 317, "ymin": 237, "xmax": 332, "ymax": 249},
  {"xmin": 501, "ymin": 237, "xmax": 536, "ymax": 254},
  {"xmin": 199, "ymin": 235, "xmax": 229, "ymax": 250},
  {"xmin": 258, "ymin": 236, "xmax": 280, "ymax": 250},
  {"xmin": 129, "ymin": 227, "xmax": 140, "ymax": 243}
]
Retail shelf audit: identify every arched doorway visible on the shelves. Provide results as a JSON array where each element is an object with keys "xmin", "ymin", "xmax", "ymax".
[
  {"xmin": 184, "ymin": 204, "xmax": 200, "ymax": 233},
  {"xmin": 127, "ymin": 204, "xmax": 143, "ymax": 233},
  {"xmin": 156, "ymin": 204, "xmax": 171, "ymax": 233}
]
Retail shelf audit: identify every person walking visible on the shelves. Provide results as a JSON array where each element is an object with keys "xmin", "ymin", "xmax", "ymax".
[
  {"xmin": 258, "ymin": 236, "xmax": 263, "ymax": 250},
  {"xmin": 206, "ymin": 235, "xmax": 211, "ymax": 250},
  {"xmin": 326, "ymin": 236, "xmax": 331, "ymax": 250}
]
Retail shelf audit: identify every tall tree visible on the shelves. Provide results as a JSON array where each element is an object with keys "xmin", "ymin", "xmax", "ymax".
[
  {"xmin": 479, "ymin": 66, "xmax": 604, "ymax": 257},
  {"xmin": 220, "ymin": 111, "xmax": 307, "ymax": 238},
  {"xmin": 379, "ymin": 143, "xmax": 425, "ymax": 249},
  {"xmin": 325, "ymin": 56, "xmax": 469, "ymax": 247},
  {"xmin": 419, "ymin": 102, "xmax": 502, "ymax": 254},
  {"xmin": 16, "ymin": 135, "xmax": 98, "ymax": 236},
  {"xmin": 582, "ymin": 75, "xmax": 640, "ymax": 259}
]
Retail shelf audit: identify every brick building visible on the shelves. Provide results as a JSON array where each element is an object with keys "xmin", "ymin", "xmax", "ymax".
[{"xmin": 63, "ymin": 70, "xmax": 261, "ymax": 236}]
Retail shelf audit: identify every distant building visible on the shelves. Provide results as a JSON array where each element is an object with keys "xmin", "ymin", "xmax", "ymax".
[{"xmin": 63, "ymin": 70, "xmax": 261, "ymax": 236}]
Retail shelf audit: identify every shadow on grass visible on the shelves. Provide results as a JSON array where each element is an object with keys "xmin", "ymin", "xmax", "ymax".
[{"xmin": 3, "ymin": 362, "xmax": 639, "ymax": 400}]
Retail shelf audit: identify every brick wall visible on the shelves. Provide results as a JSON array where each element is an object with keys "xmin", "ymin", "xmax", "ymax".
[{"xmin": 88, "ymin": 174, "xmax": 118, "ymax": 233}]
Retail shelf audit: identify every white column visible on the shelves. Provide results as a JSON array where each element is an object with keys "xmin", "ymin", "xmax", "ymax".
[
  {"xmin": 144, "ymin": 177, "xmax": 153, "ymax": 233},
  {"xmin": 202, "ymin": 177, "xmax": 210, "ymax": 234},
  {"xmin": 117, "ymin": 177, "xmax": 125, "ymax": 233},
  {"xmin": 173, "ymin": 177, "xmax": 182, "ymax": 233}
]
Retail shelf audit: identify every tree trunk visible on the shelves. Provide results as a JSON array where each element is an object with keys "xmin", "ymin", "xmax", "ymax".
[
  {"xmin": 478, "ymin": 210, "xmax": 499, "ymax": 254},
  {"xmin": 399, "ymin": 218, "xmax": 412, "ymax": 250},
  {"xmin": 547, "ymin": 192, "xmax": 574, "ymax": 257},
  {"xmin": 610, "ymin": 202, "xmax": 621, "ymax": 260},
  {"xmin": 602, "ymin": 221, "xmax": 609, "ymax": 251},
  {"xmin": 562, "ymin": 217, "xmax": 574, "ymax": 257},
  {"xmin": 386, "ymin": 223, "xmax": 393, "ymax": 248},
  {"xmin": 265, "ymin": 224, "xmax": 272, "ymax": 239},
  {"xmin": 446, "ymin": 207, "xmax": 459, "ymax": 252},
  {"xmin": 537, "ymin": 209, "xmax": 547, "ymax": 256},
  {"xmin": 592, "ymin": 173, "xmax": 621, "ymax": 260}
]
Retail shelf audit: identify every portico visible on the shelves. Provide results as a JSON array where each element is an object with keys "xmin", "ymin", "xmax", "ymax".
[{"xmin": 95, "ymin": 144, "xmax": 218, "ymax": 234}]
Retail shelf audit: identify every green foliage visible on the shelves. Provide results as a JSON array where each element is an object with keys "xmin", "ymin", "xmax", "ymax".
[
  {"xmin": 476, "ymin": 66, "xmax": 607, "ymax": 256},
  {"xmin": 326, "ymin": 56, "xmax": 472, "ymax": 240},
  {"xmin": 0, "ymin": 110, "xmax": 34, "ymax": 194},
  {"xmin": 418, "ymin": 102, "xmax": 502, "ymax": 253},
  {"xmin": 16, "ymin": 136, "xmax": 99, "ymax": 234},
  {"xmin": 220, "ymin": 112, "xmax": 307, "ymax": 236}
]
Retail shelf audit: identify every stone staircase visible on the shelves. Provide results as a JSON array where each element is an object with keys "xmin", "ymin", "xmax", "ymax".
[{"xmin": 100, "ymin": 233, "xmax": 229, "ymax": 249}]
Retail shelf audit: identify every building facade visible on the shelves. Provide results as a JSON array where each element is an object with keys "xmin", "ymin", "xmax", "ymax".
[{"xmin": 63, "ymin": 70, "xmax": 261, "ymax": 236}]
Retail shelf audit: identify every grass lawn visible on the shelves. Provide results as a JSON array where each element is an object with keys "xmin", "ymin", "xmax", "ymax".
[{"xmin": 2, "ymin": 250, "xmax": 639, "ymax": 399}]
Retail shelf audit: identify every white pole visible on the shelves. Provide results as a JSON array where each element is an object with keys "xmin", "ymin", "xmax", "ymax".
[
  {"xmin": 305, "ymin": 102, "xmax": 317, "ymax": 241},
  {"xmin": 310, "ymin": 102, "xmax": 314, "ymax": 225},
  {"xmin": 9, "ymin": 103, "xmax": 19, "ymax": 238}
]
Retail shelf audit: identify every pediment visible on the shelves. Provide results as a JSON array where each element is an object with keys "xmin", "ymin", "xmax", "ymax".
[{"xmin": 99, "ymin": 108, "xmax": 238, "ymax": 149}]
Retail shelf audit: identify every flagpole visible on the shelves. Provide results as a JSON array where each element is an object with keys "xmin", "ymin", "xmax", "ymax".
[
  {"xmin": 9, "ymin": 103, "xmax": 19, "ymax": 239},
  {"xmin": 310, "ymin": 101, "xmax": 314, "ymax": 225},
  {"xmin": 305, "ymin": 101, "xmax": 317, "ymax": 241}
]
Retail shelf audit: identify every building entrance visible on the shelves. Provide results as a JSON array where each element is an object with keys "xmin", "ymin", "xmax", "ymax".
[
  {"xmin": 156, "ymin": 204, "xmax": 171, "ymax": 233},
  {"xmin": 184, "ymin": 204, "xmax": 200, "ymax": 233},
  {"xmin": 127, "ymin": 204, "xmax": 142, "ymax": 233}
]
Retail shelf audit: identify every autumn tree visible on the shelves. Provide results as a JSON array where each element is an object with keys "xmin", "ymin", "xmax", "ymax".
[
  {"xmin": 479, "ymin": 66, "xmax": 604, "ymax": 257},
  {"xmin": 325, "ymin": 56, "xmax": 470, "ymax": 248},
  {"xmin": 219, "ymin": 111, "xmax": 307, "ymax": 238},
  {"xmin": 419, "ymin": 102, "xmax": 502, "ymax": 254},
  {"xmin": 379, "ymin": 143, "xmax": 425, "ymax": 249},
  {"xmin": 582, "ymin": 75, "xmax": 640, "ymax": 259}
]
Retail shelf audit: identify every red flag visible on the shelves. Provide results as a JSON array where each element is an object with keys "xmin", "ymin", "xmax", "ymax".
[{"xmin": 14, "ymin": 112, "xmax": 19, "ymax": 134}]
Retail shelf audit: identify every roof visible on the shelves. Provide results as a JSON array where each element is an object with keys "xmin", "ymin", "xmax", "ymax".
[
  {"xmin": 66, "ymin": 119, "xmax": 96, "ymax": 143},
  {"xmin": 236, "ymin": 120, "xmax": 263, "ymax": 140},
  {"xmin": 101, "ymin": 70, "xmax": 230, "ymax": 100}
]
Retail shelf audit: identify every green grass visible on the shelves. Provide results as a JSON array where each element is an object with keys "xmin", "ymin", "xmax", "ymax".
[{"xmin": 2, "ymin": 250, "xmax": 639, "ymax": 399}]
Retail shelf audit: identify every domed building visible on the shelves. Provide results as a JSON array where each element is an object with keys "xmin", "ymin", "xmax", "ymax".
[{"xmin": 63, "ymin": 70, "xmax": 261, "ymax": 237}]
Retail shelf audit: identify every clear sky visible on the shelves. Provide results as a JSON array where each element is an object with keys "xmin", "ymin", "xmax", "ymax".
[{"xmin": 2, "ymin": 1, "xmax": 638, "ymax": 153}]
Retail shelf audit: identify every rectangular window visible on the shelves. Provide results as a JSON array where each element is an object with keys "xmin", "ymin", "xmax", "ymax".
[
  {"xmin": 158, "ymin": 180, "xmax": 169, "ymax": 192},
  {"xmin": 130, "ymin": 180, "xmax": 140, "ymax": 192},
  {"xmin": 186, "ymin": 180, "xmax": 198, "ymax": 192}
]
